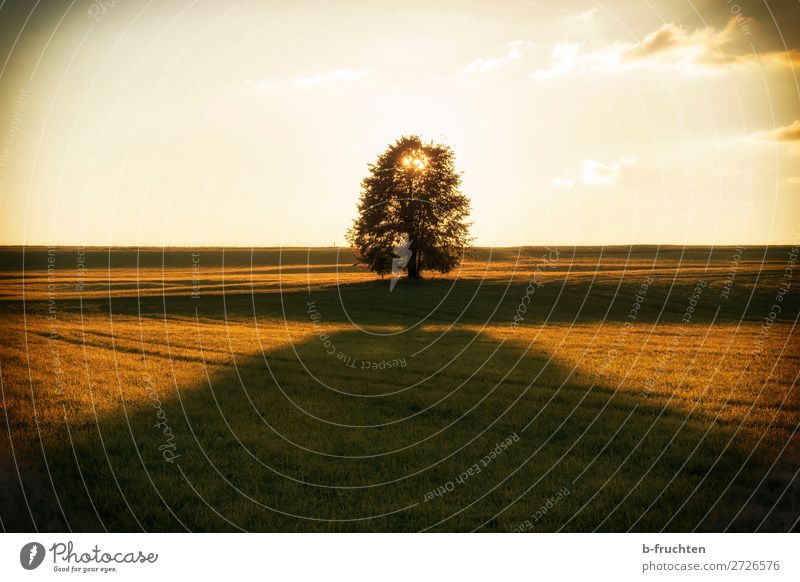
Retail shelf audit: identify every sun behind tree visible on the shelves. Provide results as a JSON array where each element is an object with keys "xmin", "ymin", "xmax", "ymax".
[{"xmin": 346, "ymin": 135, "xmax": 473, "ymax": 280}]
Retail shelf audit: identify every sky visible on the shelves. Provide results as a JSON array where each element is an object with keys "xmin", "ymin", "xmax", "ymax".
[{"xmin": 0, "ymin": 0, "xmax": 798, "ymax": 247}]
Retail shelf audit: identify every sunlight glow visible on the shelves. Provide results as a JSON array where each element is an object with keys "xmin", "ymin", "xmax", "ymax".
[{"xmin": 401, "ymin": 150, "xmax": 429, "ymax": 172}]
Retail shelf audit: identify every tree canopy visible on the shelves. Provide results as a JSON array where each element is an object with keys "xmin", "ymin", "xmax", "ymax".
[{"xmin": 346, "ymin": 135, "xmax": 472, "ymax": 280}]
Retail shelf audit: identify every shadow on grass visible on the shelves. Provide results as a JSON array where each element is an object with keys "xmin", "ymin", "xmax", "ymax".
[{"xmin": 3, "ymin": 323, "xmax": 797, "ymax": 532}]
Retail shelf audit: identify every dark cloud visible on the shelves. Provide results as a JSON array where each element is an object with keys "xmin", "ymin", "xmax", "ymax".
[
  {"xmin": 683, "ymin": 0, "xmax": 800, "ymax": 50},
  {"xmin": 755, "ymin": 120, "xmax": 800, "ymax": 141}
]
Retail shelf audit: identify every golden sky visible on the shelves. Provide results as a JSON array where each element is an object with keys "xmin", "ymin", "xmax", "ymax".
[{"xmin": 0, "ymin": 0, "xmax": 798, "ymax": 246}]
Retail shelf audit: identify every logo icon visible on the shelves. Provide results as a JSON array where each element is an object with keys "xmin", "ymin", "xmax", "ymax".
[
  {"xmin": 390, "ymin": 235, "xmax": 412, "ymax": 292},
  {"xmin": 20, "ymin": 542, "xmax": 46, "ymax": 570}
]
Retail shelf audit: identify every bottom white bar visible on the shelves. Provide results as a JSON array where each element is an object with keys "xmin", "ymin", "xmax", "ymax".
[{"xmin": 1, "ymin": 534, "xmax": 795, "ymax": 581}]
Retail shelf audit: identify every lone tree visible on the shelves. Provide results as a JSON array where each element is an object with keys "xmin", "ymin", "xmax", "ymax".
[{"xmin": 346, "ymin": 135, "xmax": 472, "ymax": 280}]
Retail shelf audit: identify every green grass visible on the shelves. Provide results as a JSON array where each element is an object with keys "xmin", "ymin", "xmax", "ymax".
[{"xmin": 1, "ymin": 246, "xmax": 798, "ymax": 531}]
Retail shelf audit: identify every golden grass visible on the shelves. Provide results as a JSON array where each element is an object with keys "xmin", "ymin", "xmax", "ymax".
[{"xmin": 1, "ymin": 246, "xmax": 798, "ymax": 531}]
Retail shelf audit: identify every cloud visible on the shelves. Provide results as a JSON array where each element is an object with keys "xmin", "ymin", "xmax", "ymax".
[
  {"xmin": 754, "ymin": 120, "xmax": 800, "ymax": 141},
  {"xmin": 533, "ymin": 42, "xmax": 585, "ymax": 79},
  {"xmin": 463, "ymin": 40, "xmax": 532, "ymax": 73},
  {"xmin": 552, "ymin": 157, "xmax": 634, "ymax": 188},
  {"xmin": 551, "ymin": 177, "xmax": 575, "ymax": 188},
  {"xmin": 568, "ymin": 7, "xmax": 599, "ymax": 24},
  {"xmin": 252, "ymin": 69, "xmax": 368, "ymax": 91},
  {"xmin": 561, "ymin": 7, "xmax": 600, "ymax": 38},
  {"xmin": 533, "ymin": 18, "xmax": 798, "ymax": 79},
  {"xmin": 580, "ymin": 157, "xmax": 634, "ymax": 186}
]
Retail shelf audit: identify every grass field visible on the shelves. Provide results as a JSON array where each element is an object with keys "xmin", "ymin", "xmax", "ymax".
[{"xmin": 1, "ymin": 245, "xmax": 798, "ymax": 532}]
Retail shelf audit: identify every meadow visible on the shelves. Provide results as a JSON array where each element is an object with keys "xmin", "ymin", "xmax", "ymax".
[{"xmin": 0, "ymin": 245, "xmax": 798, "ymax": 532}]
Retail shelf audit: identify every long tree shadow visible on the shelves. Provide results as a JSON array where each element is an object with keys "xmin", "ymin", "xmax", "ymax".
[{"xmin": 3, "ymin": 319, "xmax": 797, "ymax": 532}]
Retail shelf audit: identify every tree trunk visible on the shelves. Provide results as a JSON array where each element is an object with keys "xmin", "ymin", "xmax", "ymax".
[{"xmin": 407, "ymin": 249, "xmax": 421, "ymax": 279}]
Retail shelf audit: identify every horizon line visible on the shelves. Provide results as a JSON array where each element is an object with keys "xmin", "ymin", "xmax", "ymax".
[{"xmin": 1, "ymin": 243, "xmax": 797, "ymax": 250}]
